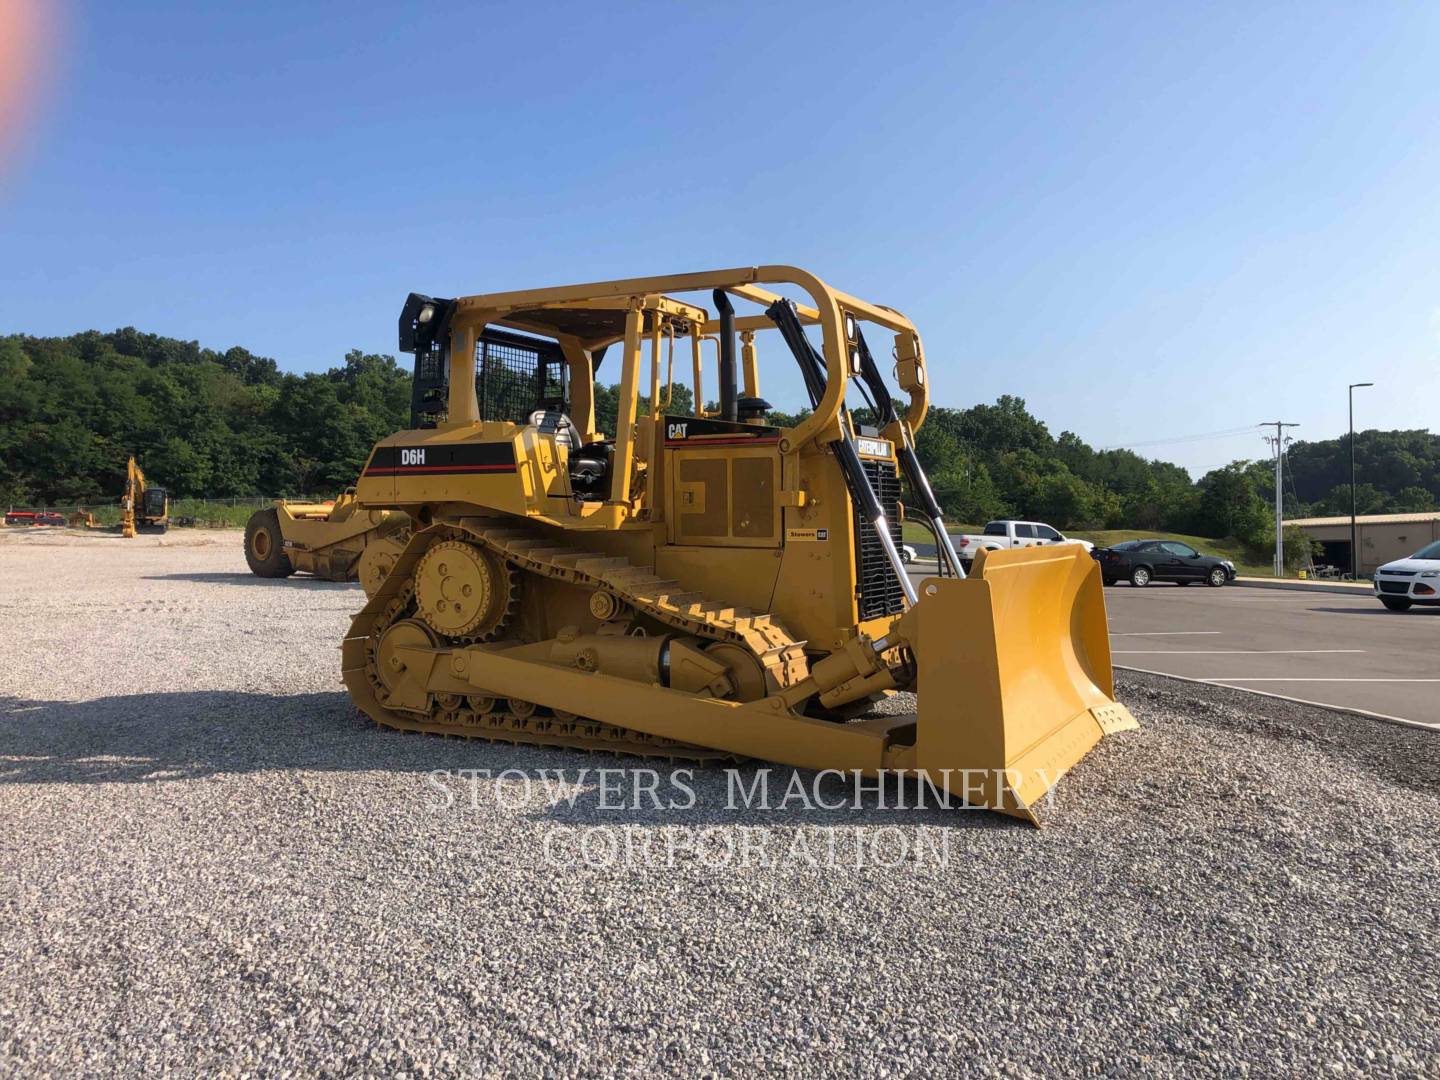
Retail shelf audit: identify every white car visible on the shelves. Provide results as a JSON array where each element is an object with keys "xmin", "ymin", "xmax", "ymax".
[{"xmin": 1373, "ymin": 540, "xmax": 1440, "ymax": 612}]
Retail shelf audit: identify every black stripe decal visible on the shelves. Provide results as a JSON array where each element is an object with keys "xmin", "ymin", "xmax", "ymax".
[
  {"xmin": 663, "ymin": 415, "xmax": 779, "ymax": 446},
  {"xmin": 364, "ymin": 444, "xmax": 518, "ymax": 476}
]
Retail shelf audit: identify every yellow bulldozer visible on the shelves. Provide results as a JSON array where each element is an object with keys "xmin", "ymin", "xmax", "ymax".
[
  {"xmin": 244, "ymin": 491, "xmax": 408, "ymax": 593},
  {"xmin": 341, "ymin": 267, "xmax": 1136, "ymax": 819}
]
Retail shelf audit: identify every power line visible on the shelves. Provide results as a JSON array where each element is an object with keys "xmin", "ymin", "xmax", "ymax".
[{"xmin": 1099, "ymin": 424, "xmax": 1262, "ymax": 452}]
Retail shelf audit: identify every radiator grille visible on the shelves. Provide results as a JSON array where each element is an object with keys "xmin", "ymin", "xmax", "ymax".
[
  {"xmin": 854, "ymin": 458, "xmax": 906, "ymax": 619},
  {"xmin": 1377, "ymin": 580, "xmax": 1410, "ymax": 595}
]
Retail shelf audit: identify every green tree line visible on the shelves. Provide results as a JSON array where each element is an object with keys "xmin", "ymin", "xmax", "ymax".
[
  {"xmin": 2, "ymin": 331, "xmax": 1433, "ymax": 553},
  {"xmin": 888, "ymin": 396, "xmax": 1284, "ymax": 546},
  {"xmin": 1281, "ymin": 431, "xmax": 1440, "ymax": 517},
  {"xmin": 0, "ymin": 330, "xmax": 411, "ymax": 503}
]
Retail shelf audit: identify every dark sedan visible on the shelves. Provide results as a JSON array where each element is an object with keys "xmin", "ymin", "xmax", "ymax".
[{"xmin": 1092, "ymin": 539, "xmax": 1235, "ymax": 587}]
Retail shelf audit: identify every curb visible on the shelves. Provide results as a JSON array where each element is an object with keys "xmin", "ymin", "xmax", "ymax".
[
  {"xmin": 1230, "ymin": 576, "xmax": 1372, "ymax": 595},
  {"xmin": 1115, "ymin": 665, "xmax": 1437, "ymax": 733}
]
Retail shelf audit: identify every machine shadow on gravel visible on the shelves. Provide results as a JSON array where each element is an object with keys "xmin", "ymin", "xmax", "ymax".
[
  {"xmin": 141, "ymin": 572, "xmax": 360, "ymax": 590},
  {"xmin": 0, "ymin": 692, "xmax": 1034, "ymax": 828},
  {"xmin": 0, "ymin": 691, "xmax": 556, "ymax": 785}
]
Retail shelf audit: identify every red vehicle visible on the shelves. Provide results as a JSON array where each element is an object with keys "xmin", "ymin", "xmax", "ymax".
[{"xmin": 3, "ymin": 510, "xmax": 66, "ymax": 526}]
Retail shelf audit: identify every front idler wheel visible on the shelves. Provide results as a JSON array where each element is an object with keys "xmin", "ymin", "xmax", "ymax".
[{"xmin": 373, "ymin": 618, "xmax": 440, "ymax": 711}]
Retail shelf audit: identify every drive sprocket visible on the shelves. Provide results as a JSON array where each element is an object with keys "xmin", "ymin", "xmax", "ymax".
[{"xmin": 413, "ymin": 539, "xmax": 516, "ymax": 640}]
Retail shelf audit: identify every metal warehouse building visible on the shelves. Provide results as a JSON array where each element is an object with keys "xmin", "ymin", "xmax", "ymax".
[{"xmin": 1287, "ymin": 511, "xmax": 1440, "ymax": 577}]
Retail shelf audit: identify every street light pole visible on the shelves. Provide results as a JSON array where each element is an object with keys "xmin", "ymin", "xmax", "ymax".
[
  {"xmin": 1349, "ymin": 382, "xmax": 1374, "ymax": 580},
  {"xmin": 1275, "ymin": 432, "xmax": 1283, "ymax": 577}
]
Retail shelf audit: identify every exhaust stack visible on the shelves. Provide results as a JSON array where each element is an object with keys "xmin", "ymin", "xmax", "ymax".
[{"xmin": 713, "ymin": 289, "xmax": 738, "ymax": 422}]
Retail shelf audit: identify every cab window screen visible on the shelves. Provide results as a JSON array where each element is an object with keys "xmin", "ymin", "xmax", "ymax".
[{"xmin": 476, "ymin": 329, "xmax": 567, "ymax": 424}]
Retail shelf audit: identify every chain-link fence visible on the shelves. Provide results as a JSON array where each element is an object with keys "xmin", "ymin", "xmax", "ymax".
[{"xmin": 3, "ymin": 496, "xmax": 303, "ymax": 529}]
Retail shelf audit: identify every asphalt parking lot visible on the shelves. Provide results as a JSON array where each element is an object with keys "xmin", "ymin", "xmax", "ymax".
[
  {"xmin": 1101, "ymin": 582, "xmax": 1440, "ymax": 728},
  {"xmin": 909, "ymin": 555, "xmax": 1439, "ymax": 728}
]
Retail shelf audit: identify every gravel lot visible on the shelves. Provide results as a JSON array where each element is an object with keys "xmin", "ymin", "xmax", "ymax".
[{"xmin": 1, "ymin": 529, "xmax": 1437, "ymax": 1077}]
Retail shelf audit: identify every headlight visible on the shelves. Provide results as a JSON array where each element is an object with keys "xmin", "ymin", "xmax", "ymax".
[{"xmin": 1420, "ymin": 570, "xmax": 1440, "ymax": 578}]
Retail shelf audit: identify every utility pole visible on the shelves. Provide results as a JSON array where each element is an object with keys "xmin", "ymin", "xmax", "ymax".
[
  {"xmin": 1261, "ymin": 421, "xmax": 1300, "ymax": 576},
  {"xmin": 1348, "ymin": 382, "xmax": 1374, "ymax": 580}
]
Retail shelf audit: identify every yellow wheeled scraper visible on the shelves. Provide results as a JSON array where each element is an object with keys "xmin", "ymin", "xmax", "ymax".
[
  {"xmin": 245, "ymin": 491, "xmax": 409, "ymax": 594},
  {"xmin": 342, "ymin": 267, "xmax": 1136, "ymax": 819}
]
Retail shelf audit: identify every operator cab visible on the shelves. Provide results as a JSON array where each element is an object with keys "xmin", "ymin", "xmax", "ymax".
[
  {"xmin": 399, "ymin": 294, "xmax": 633, "ymax": 503},
  {"xmin": 400, "ymin": 293, "xmax": 601, "ymax": 493},
  {"xmin": 141, "ymin": 486, "xmax": 167, "ymax": 520}
]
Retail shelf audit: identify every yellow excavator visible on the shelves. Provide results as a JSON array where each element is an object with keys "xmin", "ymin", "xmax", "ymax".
[
  {"xmin": 121, "ymin": 456, "xmax": 168, "ymax": 537},
  {"xmin": 341, "ymin": 267, "xmax": 1136, "ymax": 820},
  {"xmin": 244, "ymin": 491, "xmax": 408, "ymax": 594}
]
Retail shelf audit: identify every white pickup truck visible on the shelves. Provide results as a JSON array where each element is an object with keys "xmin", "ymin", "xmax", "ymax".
[{"xmin": 953, "ymin": 520, "xmax": 1093, "ymax": 568}]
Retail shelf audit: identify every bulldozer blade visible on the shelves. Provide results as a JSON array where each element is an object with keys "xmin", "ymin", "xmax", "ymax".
[{"xmin": 910, "ymin": 544, "xmax": 1137, "ymax": 821}]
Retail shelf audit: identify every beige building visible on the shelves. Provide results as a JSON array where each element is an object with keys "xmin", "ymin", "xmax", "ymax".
[{"xmin": 1287, "ymin": 511, "xmax": 1440, "ymax": 576}]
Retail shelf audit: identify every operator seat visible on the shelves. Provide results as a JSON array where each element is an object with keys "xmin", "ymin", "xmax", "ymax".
[
  {"xmin": 527, "ymin": 408, "xmax": 584, "ymax": 451},
  {"xmin": 528, "ymin": 407, "xmax": 611, "ymax": 501}
]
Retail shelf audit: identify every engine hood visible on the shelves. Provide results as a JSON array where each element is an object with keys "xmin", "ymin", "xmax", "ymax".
[{"xmin": 1376, "ymin": 556, "xmax": 1440, "ymax": 574}]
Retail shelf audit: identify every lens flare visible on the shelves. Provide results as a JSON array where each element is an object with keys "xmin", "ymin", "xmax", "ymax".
[{"xmin": 0, "ymin": 0, "xmax": 56, "ymax": 168}]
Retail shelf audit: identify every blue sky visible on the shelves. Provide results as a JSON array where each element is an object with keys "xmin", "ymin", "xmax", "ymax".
[{"xmin": 2, "ymin": 2, "xmax": 1437, "ymax": 474}]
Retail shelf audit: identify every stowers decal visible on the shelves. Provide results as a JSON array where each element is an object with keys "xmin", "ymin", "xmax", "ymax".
[
  {"xmin": 663, "ymin": 415, "xmax": 779, "ymax": 449},
  {"xmin": 364, "ymin": 443, "xmax": 518, "ymax": 476}
]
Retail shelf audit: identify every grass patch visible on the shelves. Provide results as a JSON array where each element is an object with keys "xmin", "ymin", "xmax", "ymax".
[
  {"xmin": 1065, "ymin": 529, "xmax": 1272, "ymax": 576},
  {"xmin": 168, "ymin": 499, "xmax": 266, "ymax": 528},
  {"xmin": 55, "ymin": 499, "xmax": 269, "ymax": 529},
  {"xmin": 900, "ymin": 519, "xmax": 1277, "ymax": 576},
  {"xmin": 900, "ymin": 520, "xmax": 978, "ymax": 545}
]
